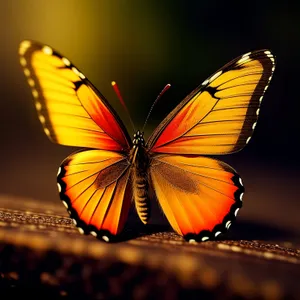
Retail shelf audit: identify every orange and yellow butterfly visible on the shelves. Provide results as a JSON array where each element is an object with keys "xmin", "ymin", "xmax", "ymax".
[{"xmin": 19, "ymin": 40, "xmax": 275, "ymax": 242}]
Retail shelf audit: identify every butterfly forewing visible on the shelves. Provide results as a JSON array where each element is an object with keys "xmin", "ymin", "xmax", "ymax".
[
  {"xmin": 19, "ymin": 40, "xmax": 131, "ymax": 152},
  {"xmin": 147, "ymin": 50, "xmax": 275, "ymax": 155}
]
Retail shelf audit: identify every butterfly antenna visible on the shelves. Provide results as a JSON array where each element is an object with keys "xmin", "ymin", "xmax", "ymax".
[
  {"xmin": 111, "ymin": 81, "xmax": 136, "ymax": 132},
  {"xmin": 142, "ymin": 83, "xmax": 171, "ymax": 132}
]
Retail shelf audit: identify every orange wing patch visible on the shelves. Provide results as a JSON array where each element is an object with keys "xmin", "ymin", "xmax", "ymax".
[
  {"xmin": 19, "ymin": 40, "xmax": 131, "ymax": 152},
  {"xmin": 150, "ymin": 155, "xmax": 243, "ymax": 241},
  {"xmin": 57, "ymin": 149, "xmax": 132, "ymax": 241},
  {"xmin": 148, "ymin": 50, "xmax": 275, "ymax": 155}
]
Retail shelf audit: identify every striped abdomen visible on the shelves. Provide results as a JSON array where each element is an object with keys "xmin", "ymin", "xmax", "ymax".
[
  {"xmin": 131, "ymin": 145, "xmax": 150, "ymax": 224},
  {"xmin": 132, "ymin": 168, "xmax": 150, "ymax": 224}
]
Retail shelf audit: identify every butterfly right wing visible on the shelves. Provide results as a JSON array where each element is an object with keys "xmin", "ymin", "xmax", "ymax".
[
  {"xmin": 19, "ymin": 40, "xmax": 131, "ymax": 152},
  {"xmin": 57, "ymin": 149, "xmax": 132, "ymax": 241}
]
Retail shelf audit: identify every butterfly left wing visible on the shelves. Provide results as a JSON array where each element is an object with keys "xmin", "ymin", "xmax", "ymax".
[
  {"xmin": 19, "ymin": 40, "xmax": 131, "ymax": 152},
  {"xmin": 57, "ymin": 149, "xmax": 132, "ymax": 241},
  {"xmin": 19, "ymin": 40, "xmax": 134, "ymax": 240},
  {"xmin": 147, "ymin": 50, "xmax": 275, "ymax": 155},
  {"xmin": 150, "ymin": 154, "xmax": 243, "ymax": 242}
]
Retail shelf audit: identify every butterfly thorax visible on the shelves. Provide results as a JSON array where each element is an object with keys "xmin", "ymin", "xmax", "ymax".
[{"xmin": 130, "ymin": 131, "xmax": 150, "ymax": 224}]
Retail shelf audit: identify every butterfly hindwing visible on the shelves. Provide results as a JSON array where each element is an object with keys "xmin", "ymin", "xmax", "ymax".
[
  {"xmin": 57, "ymin": 149, "xmax": 132, "ymax": 241},
  {"xmin": 147, "ymin": 50, "xmax": 275, "ymax": 155},
  {"xmin": 19, "ymin": 40, "xmax": 131, "ymax": 152},
  {"xmin": 150, "ymin": 154, "xmax": 243, "ymax": 241}
]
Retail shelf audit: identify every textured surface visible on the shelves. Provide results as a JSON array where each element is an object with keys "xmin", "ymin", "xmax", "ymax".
[{"xmin": 0, "ymin": 195, "xmax": 300, "ymax": 299}]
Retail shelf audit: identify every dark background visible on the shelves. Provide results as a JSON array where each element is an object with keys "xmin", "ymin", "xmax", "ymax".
[{"xmin": 0, "ymin": 1, "xmax": 299, "ymax": 239}]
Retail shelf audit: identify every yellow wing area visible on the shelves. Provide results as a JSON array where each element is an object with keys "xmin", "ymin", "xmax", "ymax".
[
  {"xmin": 148, "ymin": 50, "xmax": 275, "ymax": 155},
  {"xmin": 19, "ymin": 40, "xmax": 131, "ymax": 152},
  {"xmin": 150, "ymin": 154, "xmax": 243, "ymax": 241},
  {"xmin": 57, "ymin": 149, "xmax": 132, "ymax": 240}
]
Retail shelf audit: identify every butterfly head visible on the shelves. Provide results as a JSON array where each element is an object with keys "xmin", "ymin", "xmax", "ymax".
[{"xmin": 132, "ymin": 130, "xmax": 145, "ymax": 148}]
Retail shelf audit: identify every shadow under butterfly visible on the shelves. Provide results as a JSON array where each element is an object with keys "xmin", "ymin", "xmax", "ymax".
[{"xmin": 19, "ymin": 40, "xmax": 275, "ymax": 243}]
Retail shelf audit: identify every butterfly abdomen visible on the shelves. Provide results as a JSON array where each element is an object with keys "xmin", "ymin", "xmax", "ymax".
[
  {"xmin": 131, "ymin": 146, "xmax": 150, "ymax": 224},
  {"xmin": 133, "ymin": 168, "xmax": 149, "ymax": 224}
]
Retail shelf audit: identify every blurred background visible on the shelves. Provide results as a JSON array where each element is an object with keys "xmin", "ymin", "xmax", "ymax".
[{"xmin": 0, "ymin": 0, "xmax": 299, "ymax": 240}]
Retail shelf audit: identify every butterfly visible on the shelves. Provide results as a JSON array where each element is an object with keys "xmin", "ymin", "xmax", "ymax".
[{"xmin": 19, "ymin": 40, "xmax": 275, "ymax": 243}]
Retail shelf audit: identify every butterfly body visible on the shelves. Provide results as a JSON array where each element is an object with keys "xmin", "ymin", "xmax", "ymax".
[
  {"xmin": 19, "ymin": 40, "xmax": 275, "ymax": 242},
  {"xmin": 130, "ymin": 131, "xmax": 150, "ymax": 224}
]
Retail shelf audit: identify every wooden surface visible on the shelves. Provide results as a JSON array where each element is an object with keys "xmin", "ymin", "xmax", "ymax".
[{"xmin": 0, "ymin": 195, "xmax": 300, "ymax": 299}]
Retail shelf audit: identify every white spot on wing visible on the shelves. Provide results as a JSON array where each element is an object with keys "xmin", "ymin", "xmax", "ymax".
[
  {"xmin": 19, "ymin": 41, "xmax": 31, "ymax": 55},
  {"xmin": 202, "ymin": 79, "xmax": 209, "ymax": 86},
  {"xmin": 239, "ymin": 177, "xmax": 243, "ymax": 186},
  {"xmin": 62, "ymin": 201, "xmax": 68, "ymax": 208},
  {"xmin": 234, "ymin": 208, "xmax": 240, "ymax": 217},
  {"xmin": 225, "ymin": 221, "xmax": 232, "ymax": 229},
  {"xmin": 256, "ymin": 108, "xmax": 260, "ymax": 115},
  {"xmin": 246, "ymin": 136, "xmax": 251, "ymax": 144},
  {"xmin": 102, "ymin": 235, "xmax": 110, "ymax": 242},
  {"xmin": 72, "ymin": 219, "xmax": 77, "ymax": 225},
  {"xmin": 28, "ymin": 78, "xmax": 35, "ymax": 87},
  {"xmin": 20, "ymin": 40, "xmax": 31, "ymax": 49},
  {"xmin": 79, "ymin": 72, "xmax": 85, "ymax": 79},
  {"xmin": 201, "ymin": 236, "xmax": 209, "ymax": 242},
  {"xmin": 209, "ymin": 70, "xmax": 222, "ymax": 83},
  {"xmin": 90, "ymin": 231, "xmax": 97, "ymax": 237},
  {"xmin": 189, "ymin": 239, "xmax": 196, "ymax": 244},
  {"xmin": 24, "ymin": 68, "xmax": 30, "ymax": 77},
  {"xmin": 42, "ymin": 46, "xmax": 53, "ymax": 55},
  {"xmin": 215, "ymin": 231, "xmax": 221, "ymax": 237},
  {"xmin": 20, "ymin": 57, "xmax": 27, "ymax": 66},
  {"xmin": 44, "ymin": 128, "xmax": 50, "ymax": 136},
  {"xmin": 242, "ymin": 52, "xmax": 251, "ymax": 57},
  {"xmin": 78, "ymin": 227, "xmax": 84, "ymax": 234},
  {"xmin": 259, "ymin": 96, "xmax": 263, "ymax": 103},
  {"xmin": 72, "ymin": 67, "xmax": 80, "ymax": 76},
  {"xmin": 32, "ymin": 89, "xmax": 38, "ymax": 98},
  {"xmin": 62, "ymin": 57, "xmax": 71, "ymax": 66},
  {"xmin": 240, "ymin": 192, "xmax": 244, "ymax": 201},
  {"xmin": 39, "ymin": 115, "xmax": 46, "ymax": 124},
  {"xmin": 57, "ymin": 167, "xmax": 61, "ymax": 176},
  {"xmin": 19, "ymin": 48, "xmax": 26, "ymax": 56},
  {"xmin": 35, "ymin": 102, "xmax": 42, "ymax": 111},
  {"xmin": 238, "ymin": 55, "xmax": 250, "ymax": 64},
  {"xmin": 264, "ymin": 50, "xmax": 271, "ymax": 55},
  {"xmin": 252, "ymin": 122, "xmax": 257, "ymax": 130},
  {"xmin": 57, "ymin": 182, "xmax": 61, "ymax": 193}
]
